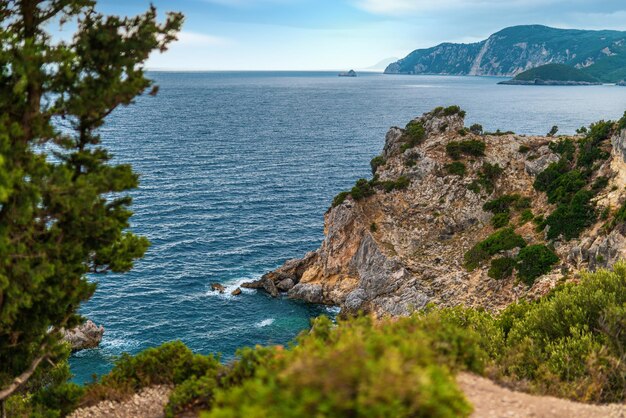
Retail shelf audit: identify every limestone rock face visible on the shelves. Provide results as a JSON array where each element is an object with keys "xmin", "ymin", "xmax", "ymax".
[
  {"xmin": 262, "ymin": 113, "xmax": 626, "ymax": 316},
  {"xmin": 63, "ymin": 320, "xmax": 104, "ymax": 351}
]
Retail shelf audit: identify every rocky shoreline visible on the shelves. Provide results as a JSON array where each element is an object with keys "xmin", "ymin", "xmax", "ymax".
[
  {"xmin": 498, "ymin": 79, "xmax": 602, "ymax": 86},
  {"xmin": 247, "ymin": 109, "xmax": 626, "ymax": 317}
]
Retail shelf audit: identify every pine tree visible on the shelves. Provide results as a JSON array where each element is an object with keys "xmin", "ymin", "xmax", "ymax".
[{"xmin": 0, "ymin": 0, "xmax": 182, "ymax": 402}]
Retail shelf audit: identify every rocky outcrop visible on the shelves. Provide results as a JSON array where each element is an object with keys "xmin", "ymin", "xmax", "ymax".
[
  {"xmin": 259, "ymin": 109, "xmax": 626, "ymax": 316},
  {"xmin": 63, "ymin": 320, "xmax": 104, "ymax": 351},
  {"xmin": 211, "ymin": 283, "xmax": 225, "ymax": 293}
]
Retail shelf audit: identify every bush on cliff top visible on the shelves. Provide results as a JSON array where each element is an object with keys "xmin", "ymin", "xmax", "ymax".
[
  {"xmin": 446, "ymin": 140, "xmax": 486, "ymax": 160},
  {"xmin": 401, "ymin": 121, "xmax": 426, "ymax": 152},
  {"xmin": 434, "ymin": 105, "xmax": 466, "ymax": 118}
]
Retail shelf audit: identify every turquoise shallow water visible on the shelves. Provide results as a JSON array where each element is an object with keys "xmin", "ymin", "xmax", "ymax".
[{"xmin": 70, "ymin": 71, "xmax": 626, "ymax": 383}]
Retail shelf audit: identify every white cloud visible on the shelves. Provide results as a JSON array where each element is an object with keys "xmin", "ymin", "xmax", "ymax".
[
  {"xmin": 176, "ymin": 31, "xmax": 232, "ymax": 47},
  {"xmin": 353, "ymin": 0, "xmax": 579, "ymax": 15}
]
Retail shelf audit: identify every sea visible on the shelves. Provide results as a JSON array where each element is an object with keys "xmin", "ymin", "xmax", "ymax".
[{"xmin": 70, "ymin": 71, "xmax": 626, "ymax": 383}]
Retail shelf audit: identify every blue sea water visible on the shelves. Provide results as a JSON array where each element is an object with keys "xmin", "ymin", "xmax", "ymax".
[{"xmin": 70, "ymin": 71, "xmax": 626, "ymax": 383}]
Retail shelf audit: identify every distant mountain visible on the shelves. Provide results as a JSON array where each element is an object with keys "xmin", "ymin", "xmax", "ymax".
[
  {"xmin": 385, "ymin": 25, "xmax": 626, "ymax": 83},
  {"xmin": 499, "ymin": 63, "xmax": 601, "ymax": 85}
]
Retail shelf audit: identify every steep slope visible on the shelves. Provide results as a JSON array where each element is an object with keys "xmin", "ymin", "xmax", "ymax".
[
  {"xmin": 249, "ymin": 107, "xmax": 626, "ymax": 316},
  {"xmin": 385, "ymin": 25, "xmax": 626, "ymax": 82}
]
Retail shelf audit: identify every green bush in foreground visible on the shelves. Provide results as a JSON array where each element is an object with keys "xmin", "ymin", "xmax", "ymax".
[
  {"xmin": 63, "ymin": 263, "xmax": 626, "ymax": 417},
  {"xmin": 499, "ymin": 263, "xmax": 626, "ymax": 402},
  {"xmin": 204, "ymin": 315, "xmax": 473, "ymax": 418}
]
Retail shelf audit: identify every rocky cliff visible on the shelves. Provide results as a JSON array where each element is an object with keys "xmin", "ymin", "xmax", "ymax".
[
  {"xmin": 385, "ymin": 25, "xmax": 626, "ymax": 83},
  {"xmin": 247, "ymin": 107, "xmax": 626, "ymax": 316}
]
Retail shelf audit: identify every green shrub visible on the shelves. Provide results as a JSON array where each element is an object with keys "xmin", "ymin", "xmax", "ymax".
[
  {"xmin": 547, "ymin": 125, "xmax": 559, "ymax": 137},
  {"xmin": 78, "ymin": 264, "xmax": 626, "ymax": 414},
  {"xmin": 446, "ymin": 140, "xmax": 486, "ymax": 160},
  {"xmin": 31, "ymin": 383, "xmax": 86, "ymax": 418},
  {"xmin": 469, "ymin": 124, "xmax": 483, "ymax": 135},
  {"xmin": 577, "ymin": 120, "xmax": 612, "ymax": 169},
  {"xmin": 351, "ymin": 178, "xmax": 376, "ymax": 200},
  {"xmin": 445, "ymin": 162, "xmax": 466, "ymax": 176},
  {"xmin": 500, "ymin": 263, "xmax": 626, "ymax": 402},
  {"xmin": 488, "ymin": 257, "xmax": 516, "ymax": 280},
  {"xmin": 516, "ymin": 245, "xmax": 559, "ymax": 285},
  {"xmin": 519, "ymin": 209, "xmax": 534, "ymax": 224},
  {"xmin": 477, "ymin": 163, "xmax": 503, "ymax": 193},
  {"xmin": 518, "ymin": 145, "xmax": 530, "ymax": 153},
  {"xmin": 513, "ymin": 196, "xmax": 531, "ymax": 210},
  {"xmin": 332, "ymin": 191, "xmax": 350, "ymax": 207},
  {"xmin": 545, "ymin": 190, "xmax": 596, "ymax": 240},
  {"xmin": 203, "ymin": 316, "xmax": 473, "ymax": 418},
  {"xmin": 549, "ymin": 138, "xmax": 575, "ymax": 161},
  {"xmin": 382, "ymin": 176, "xmax": 410, "ymax": 192},
  {"xmin": 534, "ymin": 140, "xmax": 606, "ymax": 241},
  {"xmin": 441, "ymin": 105, "xmax": 466, "ymax": 117},
  {"xmin": 401, "ymin": 121, "xmax": 426, "ymax": 151},
  {"xmin": 464, "ymin": 228, "xmax": 526, "ymax": 270},
  {"xmin": 99, "ymin": 341, "xmax": 219, "ymax": 392},
  {"xmin": 534, "ymin": 160, "xmax": 569, "ymax": 192},
  {"xmin": 370, "ymin": 222, "xmax": 378, "ymax": 232},
  {"xmin": 483, "ymin": 194, "xmax": 521, "ymax": 214},
  {"xmin": 544, "ymin": 170, "xmax": 587, "ymax": 204},
  {"xmin": 491, "ymin": 212, "xmax": 510, "ymax": 228},
  {"xmin": 576, "ymin": 126, "xmax": 588, "ymax": 134},
  {"xmin": 467, "ymin": 181, "xmax": 481, "ymax": 194},
  {"xmin": 370, "ymin": 156, "xmax": 386, "ymax": 174},
  {"xmin": 458, "ymin": 128, "xmax": 469, "ymax": 136},
  {"xmin": 166, "ymin": 374, "xmax": 218, "ymax": 418}
]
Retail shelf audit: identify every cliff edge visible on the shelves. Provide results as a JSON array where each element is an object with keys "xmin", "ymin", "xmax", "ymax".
[{"xmin": 246, "ymin": 107, "xmax": 626, "ymax": 316}]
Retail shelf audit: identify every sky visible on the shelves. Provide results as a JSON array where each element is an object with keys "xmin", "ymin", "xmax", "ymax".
[{"xmin": 86, "ymin": 0, "xmax": 626, "ymax": 71}]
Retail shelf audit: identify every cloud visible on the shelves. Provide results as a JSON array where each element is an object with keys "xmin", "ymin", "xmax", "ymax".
[
  {"xmin": 352, "ymin": 0, "xmax": 623, "ymax": 15},
  {"xmin": 176, "ymin": 31, "xmax": 233, "ymax": 47}
]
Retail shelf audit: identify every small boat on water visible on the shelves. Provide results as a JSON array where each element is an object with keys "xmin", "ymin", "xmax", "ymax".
[{"xmin": 338, "ymin": 70, "xmax": 357, "ymax": 77}]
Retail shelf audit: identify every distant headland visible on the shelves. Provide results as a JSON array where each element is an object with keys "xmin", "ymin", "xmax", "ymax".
[
  {"xmin": 385, "ymin": 25, "xmax": 626, "ymax": 83},
  {"xmin": 498, "ymin": 64, "xmax": 602, "ymax": 85}
]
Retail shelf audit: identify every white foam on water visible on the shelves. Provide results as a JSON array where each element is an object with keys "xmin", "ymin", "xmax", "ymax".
[
  {"xmin": 255, "ymin": 318, "xmax": 275, "ymax": 328},
  {"xmin": 325, "ymin": 306, "xmax": 341, "ymax": 315},
  {"xmin": 204, "ymin": 277, "xmax": 258, "ymax": 300}
]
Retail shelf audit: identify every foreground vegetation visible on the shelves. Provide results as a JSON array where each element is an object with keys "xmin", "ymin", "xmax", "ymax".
[
  {"xmin": 0, "ymin": 0, "xmax": 182, "ymax": 411},
  {"xmin": 7, "ymin": 263, "xmax": 625, "ymax": 417}
]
